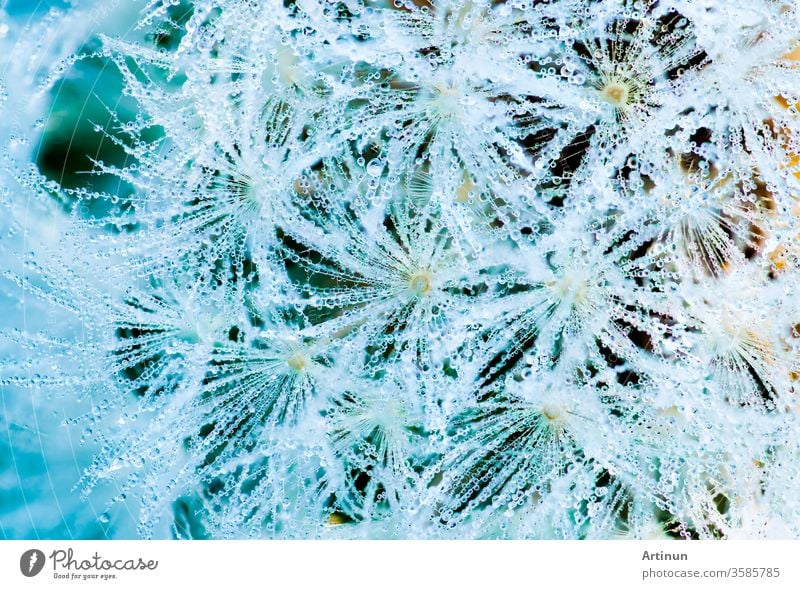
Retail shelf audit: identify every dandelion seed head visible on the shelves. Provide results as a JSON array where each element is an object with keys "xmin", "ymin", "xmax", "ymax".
[{"xmin": 6, "ymin": 0, "xmax": 800, "ymax": 540}]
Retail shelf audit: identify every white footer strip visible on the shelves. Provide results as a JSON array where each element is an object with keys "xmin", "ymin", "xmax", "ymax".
[{"xmin": 2, "ymin": 540, "xmax": 798, "ymax": 588}]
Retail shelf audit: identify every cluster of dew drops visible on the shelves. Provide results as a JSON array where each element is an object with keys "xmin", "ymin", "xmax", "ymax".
[{"xmin": 7, "ymin": 0, "xmax": 800, "ymax": 539}]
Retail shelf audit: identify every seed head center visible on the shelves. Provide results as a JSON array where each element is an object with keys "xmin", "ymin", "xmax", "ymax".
[
  {"xmin": 601, "ymin": 81, "xmax": 630, "ymax": 106},
  {"xmin": 550, "ymin": 271, "xmax": 590, "ymax": 307},
  {"xmin": 542, "ymin": 404, "xmax": 563, "ymax": 422},
  {"xmin": 286, "ymin": 352, "xmax": 309, "ymax": 372},
  {"xmin": 430, "ymin": 82, "xmax": 464, "ymax": 118},
  {"xmin": 409, "ymin": 269, "xmax": 433, "ymax": 296}
]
